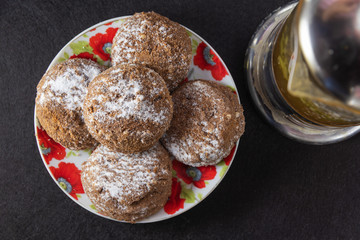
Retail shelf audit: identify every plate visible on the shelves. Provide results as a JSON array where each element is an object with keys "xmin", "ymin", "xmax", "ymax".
[{"xmin": 34, "ymin": 16, "xmax": 241, "ymax": 223}]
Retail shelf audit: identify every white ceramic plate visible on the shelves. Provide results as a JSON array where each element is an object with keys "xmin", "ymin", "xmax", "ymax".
[{"xmin": 34, "ymin": 16, "xmax": 242, "ymax": 223}]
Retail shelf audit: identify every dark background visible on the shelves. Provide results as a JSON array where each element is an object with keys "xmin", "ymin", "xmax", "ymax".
[{"xmin": 2, "ymin": 0, "xmax": 360, "ymax": 239}]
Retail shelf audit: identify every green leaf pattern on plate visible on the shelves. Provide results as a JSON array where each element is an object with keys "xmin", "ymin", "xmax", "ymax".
[
  {"xmin": 218, "ymin": 160, "xmax": 229, "ymax": 178},
  {"xmin": 36, "ymin": 17, "xmax": 240, "ymax": 223},
  {"xmin": 66, "ymin": 150, "xmax": 78, "ymax": 158},
  {"xmin": 180, "ymin": 182, "xmax": 195, "ymax": 203},
  {"xmin": 191, "ymin": 39, "xmax": 199, "ymax": 55},
  {"xmin": 70, "ymin": 41, "xmax": 93, "ymax": 55},
  {"xmin": 83, "ymin": 148, "xmax": 93, "ymax": 156},
  {"xmin": 58, "ymin": 52, "xmax": 70, "ymax": 63}
]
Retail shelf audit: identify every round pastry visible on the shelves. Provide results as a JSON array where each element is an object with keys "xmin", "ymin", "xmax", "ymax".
[
  {"xmin": 35, "ymin": 58, "xmax": 106, "ymax": 150},
  {"xmin": 83, "ymin": 64, "xmax": 173, "ymax": 153},
  {"xmin": 81, "ymin": 142, "xmax": 172, "ymax": 223},
  {"xmin": 161, "ymin": 80, "xmax": 245, "ymax": 167},
  {"xmin": 111, "ymin": 11, "xmax": 192, "ymax": 92}
]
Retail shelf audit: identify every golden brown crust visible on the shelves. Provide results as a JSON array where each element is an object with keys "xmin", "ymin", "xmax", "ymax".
[
  {"xmin": 83, "ymin": 64, "xmax": 173, "ymax": 153},
  {"xmin": 161, "ymin": 80, "xmax": 245, "ymax": 166},
  {"xmin": 35, "ymin": 58, "xmax": 106, "ymax": 150},
  {"xmin": 111, "ymin": 12, "xmax": 192, "ymax": 92}
]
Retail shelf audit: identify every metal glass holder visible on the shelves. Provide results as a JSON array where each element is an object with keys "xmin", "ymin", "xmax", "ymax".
[{"xmin": 245, "ymin": 1, "xmax": 360, "ymax": 144}]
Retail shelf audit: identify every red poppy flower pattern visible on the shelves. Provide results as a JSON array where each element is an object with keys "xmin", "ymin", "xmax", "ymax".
[
  {"xmin": 224, "ymin": 145, "xmax": 236, "ymax": 166},
  {"xmin": 172, "ymin": 160, "xmax": 217, "ymax": 189},
  {"xmin": 36, "ymin": 127, "xmax": 66, "ymax": 164},
  {"xmin": 164, "ymin": 178, "xmax": 185, "ymax": 214},
  {"xmin": 70, "ymin": 52, "xmax": 97, "ymax": 62},
  {"xmin": 36, "ymin": 18, "xmax": 241, "ymax": 221},
  {"xmin": 89, "ymin": 27, "xmax": 119, "ymax": 61},
  {"xmin": 49, "ymin": 162, "xmax": 84, "ymax": 200},
  {"xmin": 193, "ymin": 42, "xmax": 228, "ymax": 81}
]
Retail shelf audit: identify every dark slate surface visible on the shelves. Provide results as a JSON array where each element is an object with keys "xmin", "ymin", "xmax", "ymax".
[{"xmin": 2, "ymin": 0, "xmax": 360, "ymax": 239}]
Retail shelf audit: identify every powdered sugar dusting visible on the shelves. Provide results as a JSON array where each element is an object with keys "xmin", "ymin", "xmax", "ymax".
[
  {"xmin": 111, "ymin": 12, "xmax": 191, "ymax": 91},
  {"xmin": 191, "ymin": 81, "xmax": 215, "ymax": 99},
  {"xmin": 37, "ymin": 60, "xmax": 103, "ymax": 111},
  {"xmin": 162, "ymin": 134, "xmax": 193, "ymax": 162},
  {"xmin": 161, "ymin": 80, "xmax": 237, "ymax": 166},
  {"xmin": 88, "ymin": 68, "xmax": 169, "ymax": 125},
  {"xmin": 82, "ymin": 144, "xmax": 165, "ymax": 204},
  {"xmin": 162, "ymin": 133, "xmax": 222, "ymax": 167},
  {"xmin": 112, "ymin": 15, "xmax": 175, "ymax": 65}
]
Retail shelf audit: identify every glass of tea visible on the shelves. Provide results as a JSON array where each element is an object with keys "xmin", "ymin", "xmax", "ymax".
[{"xmin": 246, "ymin": 0, "xmax": 360, "ymax": 144}]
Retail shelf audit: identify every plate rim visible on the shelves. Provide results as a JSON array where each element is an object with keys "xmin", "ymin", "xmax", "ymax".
[{"xmin": 34, "ymin": 16, "xmax": 241, "ymax": 223}]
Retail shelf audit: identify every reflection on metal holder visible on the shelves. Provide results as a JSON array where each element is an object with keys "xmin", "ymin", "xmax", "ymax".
[{"xmin": 245, "ymin": 1, "xmax": 360, "ymax": 144}]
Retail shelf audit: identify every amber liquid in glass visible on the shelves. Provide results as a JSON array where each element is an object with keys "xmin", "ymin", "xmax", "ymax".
[{"xmin": 272, "ymin": 9, "xmax": 360, "ymax": 127}]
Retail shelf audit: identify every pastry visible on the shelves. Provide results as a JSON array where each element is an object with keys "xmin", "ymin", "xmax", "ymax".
[
  {"xmin": 83, "ymin": 64, "xmax": 173, "ymax": 153},
  {"xmin": 35, "ymin": 58, "xmax": 105, "ymax": 150},
  {"xmin": 161, "ymin": 80, "xmax": 245, "ymax": 166},
  {"xmin": 111, "ymin": 12, "xmax": 192, "ymax": 92},
  {"xmin": 81, "ymin": 143, "xmax": 172, "ymax": 223}
]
